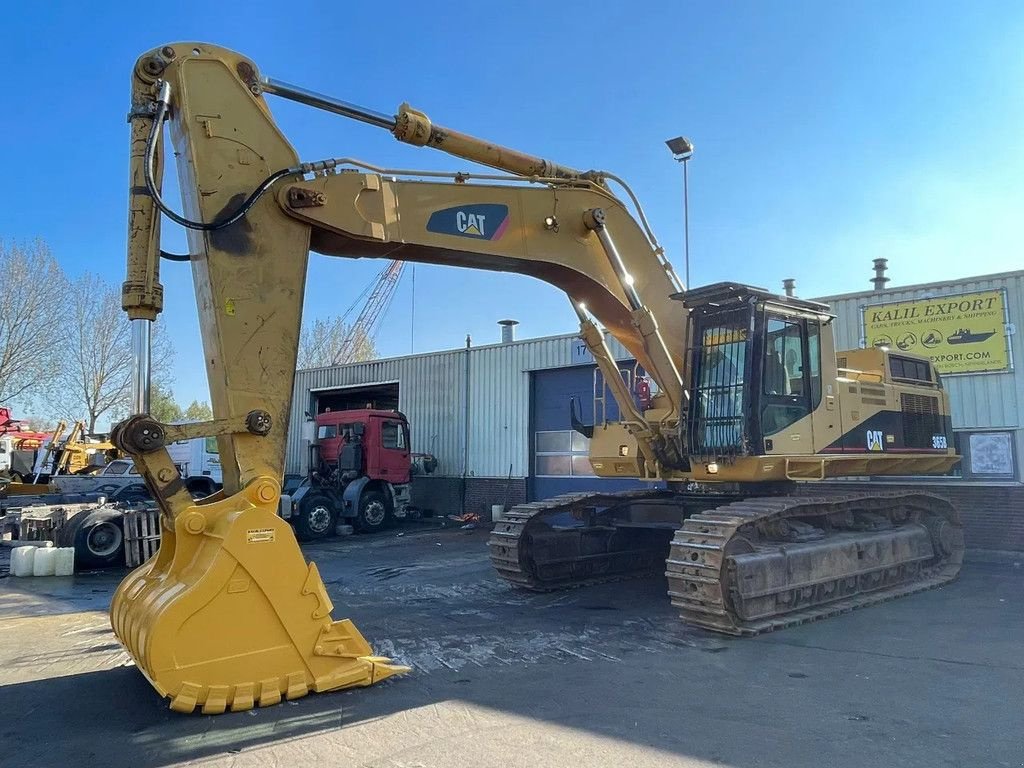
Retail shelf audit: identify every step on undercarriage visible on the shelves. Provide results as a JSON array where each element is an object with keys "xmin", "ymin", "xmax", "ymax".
[{"xmin": 487, "ymin": 490, "xmax": 963, "ymax": 635}]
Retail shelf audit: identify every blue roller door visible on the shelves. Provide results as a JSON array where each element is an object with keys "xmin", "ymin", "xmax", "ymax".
[{"xmin": 529, "ymin": 364, "xmax": 663, "ymax": 501}]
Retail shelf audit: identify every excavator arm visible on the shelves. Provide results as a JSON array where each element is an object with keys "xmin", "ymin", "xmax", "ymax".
[{"xmin": 112, "ymin": 42, "xmax": 691, "ymax": 714}]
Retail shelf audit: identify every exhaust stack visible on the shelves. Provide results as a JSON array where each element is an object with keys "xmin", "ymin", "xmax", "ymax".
[
  {"xmin": 872, "ymin": 258, "xmax": 890, "ymax": 292},
  {"xmin": 498, "ymin": 319, "xmax": 519, "ymax": 344}
]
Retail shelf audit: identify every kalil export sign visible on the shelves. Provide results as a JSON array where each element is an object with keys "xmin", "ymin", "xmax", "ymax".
[{"xmin": 862, "ymin": 290, "xmax": 1009, "ymax": 375}]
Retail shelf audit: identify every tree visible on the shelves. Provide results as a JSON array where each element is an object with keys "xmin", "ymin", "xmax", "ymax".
[
  {"xmin": 53, "ymin": 273, "xmax": 174, "ymax": 431},
  {"xmin": 150, "ymin": 383, "xmax": 183, "ymax": 424},
  {"xmin": 0, "ymin": 240, "xmax": 68, "ymax": 408},
  {"xmin": 184, "ymin": 400, "xmax": 213, "ymax": 421},
  {"xmin": 297, "ymin": 316, "xmax": 378, "ymax": 369}
]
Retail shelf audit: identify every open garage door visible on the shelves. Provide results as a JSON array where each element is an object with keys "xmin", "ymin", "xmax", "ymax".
[
  {"xmin": 529, "ymin": 365, "xmax": 661, "ymax": 501},
  {"xmin": 313, "ymin": 382, "xmax": 400, "ymax": 414}
]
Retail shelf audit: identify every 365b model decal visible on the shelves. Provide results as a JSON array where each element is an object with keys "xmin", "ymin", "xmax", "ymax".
[{"xmin": 426, "ymin": 204, "xmax": 510, "ymax": 241}]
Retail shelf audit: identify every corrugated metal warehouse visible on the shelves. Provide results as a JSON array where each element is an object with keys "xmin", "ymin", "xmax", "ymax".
[{"xmin": 288, "ymin": 267, "xmax": 1024, "ymax": 550}]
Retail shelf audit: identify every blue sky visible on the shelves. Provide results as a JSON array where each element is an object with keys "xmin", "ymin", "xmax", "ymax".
[{"xmin": 2, "ymin": 2, "xmax": 1022, "ymax": 410}]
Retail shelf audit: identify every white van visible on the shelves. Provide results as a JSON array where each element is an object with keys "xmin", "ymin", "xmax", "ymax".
[{"xmin": 166, "ymin": 436, "xmax": 223, "ymax": 484}]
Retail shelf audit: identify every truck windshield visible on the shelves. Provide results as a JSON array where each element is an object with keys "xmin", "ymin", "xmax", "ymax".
[{"xmin": 317, "ymin": 425, "xmax": 337, "ymax": 439}]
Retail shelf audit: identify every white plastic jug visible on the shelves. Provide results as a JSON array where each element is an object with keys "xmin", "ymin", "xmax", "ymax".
[
  {"xmin": 11, "ymin": 546, "xmax": 36, "ymax": 577},
  {"xmin": 33, "ymin": 546, "xmax": 58, "ymax": 576},
  {"xmin": 55, "ymin": 547, "xmax": 75, "ymax": 576}
]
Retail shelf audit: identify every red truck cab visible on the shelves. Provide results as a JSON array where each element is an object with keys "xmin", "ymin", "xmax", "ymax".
[
  {"xmin": 284, "ymin": 408, "xmax": 430, "ymax": 541},
  {"xmin": 315, "ymin": 409, "xmax": 411, "ymax": 485}
]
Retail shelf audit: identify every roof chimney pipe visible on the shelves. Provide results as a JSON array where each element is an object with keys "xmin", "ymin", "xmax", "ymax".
[
  {"xmin": 871, "ymin": 258, "xmax": 890, "ymax": 292},
  {"xmin": 782, "ymin": 278, "xmax": 796, "ymax": 297},
  {"xmin": 498, "ymin": 319, "xmax": 519, "ymax": 344}
]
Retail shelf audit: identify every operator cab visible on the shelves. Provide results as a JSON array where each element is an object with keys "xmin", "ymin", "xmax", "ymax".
[{"xmin": 681, "ymin": 282, "xmax": 833, "ymax": 460}]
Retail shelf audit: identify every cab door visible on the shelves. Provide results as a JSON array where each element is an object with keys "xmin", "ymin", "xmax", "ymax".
[
  {"xmin": 760, "ymin": 315, "xmax": 815, "ymax": 455},
  {"xmin": 808, "ymin": 320, "xmax": 842, "ymax": 452},
  {"xmin": 374, "ymin": 417, "xmax": 411, "ymax": 484}
]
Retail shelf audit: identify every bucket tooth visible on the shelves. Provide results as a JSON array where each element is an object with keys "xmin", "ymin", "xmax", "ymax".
[
  {"xmin": 170, "ymin": 682, "xmax": 202, "ymax": 714},
  {"xmin": 202, "ymin": 686, "xmax": 230, "ymax": 715},
  {"xmin": 110, "ymin": 480, "xmax": 407, "ymax": 714},
  {"xmin": 367, "ymin": 657, "xmax": 412, "ymax": 685},
  {"xmin": 257, "ymin": 678, "xmax": 282, "ymax": 707},
  {"xmin": 285, "ymin": 672, "xmax": 309, "ymax": 701},
  {"xmin": 231, "ymin": 683, "xmax": 255, "ymax": 712}
]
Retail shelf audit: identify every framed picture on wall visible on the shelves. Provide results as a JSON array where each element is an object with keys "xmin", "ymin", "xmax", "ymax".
[{"xmin": 966, "ymin": 432, "xmax": 1016, "ymax": 479}]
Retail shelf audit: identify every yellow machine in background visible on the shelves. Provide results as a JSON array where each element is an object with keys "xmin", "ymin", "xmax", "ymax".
[
  {"xmin": 36, "ymin": 421, "xmax": 118, "ymax": 479},
  {"xmin": 113, "ymin": 43, "xmax": 963, "ymax": 713},
  {"xmin": 1, "ymin": 420, "xmax": 115, "ymax": 495}
]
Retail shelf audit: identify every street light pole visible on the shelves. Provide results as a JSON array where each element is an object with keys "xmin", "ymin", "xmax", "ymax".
[
  {"xmin": 682, "ymin": 156, "xmax": 690, "ymax": 287},
  {"xmin": 665, "ymin": 136, "xmax": 694, "ymax": 288}
]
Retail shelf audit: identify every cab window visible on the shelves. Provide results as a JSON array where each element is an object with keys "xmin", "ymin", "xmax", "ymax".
[
  {"xmin": 317, "ymin": 424, "xmax": 338, "ymax": 439},
  {"xmin": 890, "ymin": 355, "xmax": 931, "ymax": 383},
  {"xmin": 765, "ymin": 318, "xmax": 805, "ymax": 397},
  {"xmin": 807, "ymin": 321, "xmax": 822, "ymax": 409},
  {"xmin": 762, "ymin": 317, "xmax": 810, "ymax": 435},
  {"xmin": 381, "ymin": 421, "xmax": 406, "ymax": 450},
  {"xmin": 691, "ymin": 323, "xmax": 749, "ymax": 453}
]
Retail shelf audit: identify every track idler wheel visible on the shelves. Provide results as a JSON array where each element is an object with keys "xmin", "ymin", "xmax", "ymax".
[
  {"xmin": 926, "ymin": 517, "xmax": 964, "ymax": 558},
  {"xmin": 109, "ymin": 476, "xmax": 408, "ymax": 713}
]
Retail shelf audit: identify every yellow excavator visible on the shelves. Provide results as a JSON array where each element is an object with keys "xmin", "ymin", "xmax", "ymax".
[{"xmin": 112, "ymin": 42, "xmax": 964, "ymax": 713}]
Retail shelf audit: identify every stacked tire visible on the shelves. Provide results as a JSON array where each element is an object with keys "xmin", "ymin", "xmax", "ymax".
[{"xmin": 56, "ymin": 508, "xmax": 125, "ymax": 569}]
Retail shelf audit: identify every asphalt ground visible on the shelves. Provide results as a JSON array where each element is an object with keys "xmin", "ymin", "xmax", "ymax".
[{"xmin": 1, "ymin": 528, "xmax": 1021, "ymax": 768}]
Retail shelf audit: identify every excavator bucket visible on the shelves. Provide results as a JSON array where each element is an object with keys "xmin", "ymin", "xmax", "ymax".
[{"xmin": 110, "ymin": 479, "xmax": 408, "ymax": 714}]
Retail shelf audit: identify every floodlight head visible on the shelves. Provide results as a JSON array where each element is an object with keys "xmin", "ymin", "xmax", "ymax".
[{"xmin": 665, "ymin": 136, "xmax": 694, "ymax": 160}]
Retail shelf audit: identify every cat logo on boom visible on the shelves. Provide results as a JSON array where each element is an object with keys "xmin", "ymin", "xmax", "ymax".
[
  {"xmin": 426, "ymin": 204, "xmax": 510, "ymax": 241},
  {"xmin": 457, "ymin": 211, "xmax": 486, "ymax": 236}
]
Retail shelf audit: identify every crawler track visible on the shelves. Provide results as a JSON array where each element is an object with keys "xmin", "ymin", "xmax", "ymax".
[
  {"xmin": 489, "ymin": 490, "xmax": 964, "ymax": 636},
  {"xmin": 488, "ymin": 491, "xmax": 673, "ymax": 591},
  {"xmin": 665, "ymin": 492, "xmax": 963, "ymax": 635}
]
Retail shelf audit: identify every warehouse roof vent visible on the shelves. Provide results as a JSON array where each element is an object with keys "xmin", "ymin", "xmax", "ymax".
[
  {"xmin": 498, "ymin": 319, "xmax": 519, "ymax": 344},
  {"xmin": 872, "ymin": 258, "xmax": 890, "ymax": 292},
  {"xmin": 782, "ymin": 278, "xmax": 796, "ymax": 297}
]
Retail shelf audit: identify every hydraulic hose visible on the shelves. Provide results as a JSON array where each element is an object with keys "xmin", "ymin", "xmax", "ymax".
[
  {"xmin": 143, "ymin": 80, "xmax": 297, "ymax": 232},
  {"xmin": 159, "ymin": 250, "xmax": 190, "ymax": 261}
]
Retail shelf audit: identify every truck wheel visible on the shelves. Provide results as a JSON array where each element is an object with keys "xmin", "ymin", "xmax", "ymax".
[
  {"xmin": 294, "ymin": 493, "xmax": 337, "ymax": 541},
  {"xmin": 355, "ymin": 490, "xmax": 390, "ymax": 533},
  {"xmin": 69, "ymin": 508, "xmax": 126, "ymax": 569}
]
